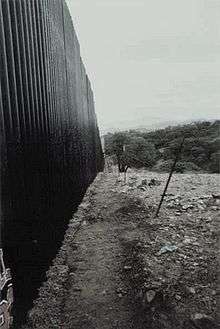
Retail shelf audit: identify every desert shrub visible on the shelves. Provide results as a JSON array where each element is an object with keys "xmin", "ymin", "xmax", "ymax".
[
  {"xmin": 209, "ymin": 152, "xmax": 220, "ymax": 173},
  {"xmin": 125, "ymin": 137, "xmax": 158, "ymax": 168},
  {"xmin": 153, "ymin": 160, "xmax": 201, "ymax": 173},
  {"xmin": 104, "ymin": 120, "xmax": 220, "ymax": 173},
  {"xmin": 105, "ymin": 133, "xmax": 158, "ymax": 170}
]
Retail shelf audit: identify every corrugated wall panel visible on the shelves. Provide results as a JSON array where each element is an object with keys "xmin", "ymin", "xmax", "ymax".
[{"xmin": 0, "ymin": 0, "xmax": 103, "ymax": 324}]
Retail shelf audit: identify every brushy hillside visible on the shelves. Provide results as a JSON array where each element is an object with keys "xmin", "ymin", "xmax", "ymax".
[{"xmin": 104, "ymin": 120, "xmax": 220, "ymax": 173}]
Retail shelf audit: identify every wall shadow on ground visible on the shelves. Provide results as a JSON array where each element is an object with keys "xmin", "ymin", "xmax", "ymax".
[{"xmin": 5, "ymin": 190, "xmax": 86, "ymax": 327}]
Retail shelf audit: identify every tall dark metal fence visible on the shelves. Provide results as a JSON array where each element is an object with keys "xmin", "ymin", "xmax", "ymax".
[{"xmin": 0, "ymin": 0, "xmax": 103, "ymax": 323}]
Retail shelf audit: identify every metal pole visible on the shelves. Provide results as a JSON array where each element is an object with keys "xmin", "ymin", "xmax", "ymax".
[{"xmin": 154, "ymin": 137, "xmax": 185, "ymax": 218}]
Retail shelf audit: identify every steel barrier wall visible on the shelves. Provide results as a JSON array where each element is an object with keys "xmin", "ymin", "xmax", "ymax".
[{"xmin": 0, "ymin": 0, "xmax": 103, "ymax": 322}]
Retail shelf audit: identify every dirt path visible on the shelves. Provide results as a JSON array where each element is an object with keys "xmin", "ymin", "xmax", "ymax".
[
  {"xmin": 61, "ymin": 178, "xmax": 134, "ymax": 329},
  {"xmin": 27, "ymin": 171, "xmax": 219, "ymax": 329}
]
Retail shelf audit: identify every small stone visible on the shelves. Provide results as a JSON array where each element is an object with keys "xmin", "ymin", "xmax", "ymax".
[
  {"xmin": 80, "ymin": 203, "xmax": 90, "ymax": 210},
  {"xmin": 124, "ymin": 266, "xmax": 132, "ymax": 270},
  {"xmin": 118, "ymin": 293, "xmax": 123, "ymax": 298},
  {"xmin": 146, "ymin": 290, "xmax": 156, "ymax": 303},
  {"xmin": 189, "ymin": 313, "xmax": 217, "ymax": 329},
  {"xmin": 158, "ymin": 245, "xmax": 178, "ymax": 255},
  {"xmin": 210, "ymin": 206, "xmax": 218, "ymax": 211},
  {"xmin": 187, "ymin": 286, "xmax": 196, "ymax": 294},
  {"xmin": 183, "ymin": 237, "xmax": 192, "ymax": 244},
  {"xmin": 212, "ymin": 193, "xmax": 220, "ymax": 199},
  {"xmin": 191, "ymin": 313, "xmax": 211, "ymax": 321}
]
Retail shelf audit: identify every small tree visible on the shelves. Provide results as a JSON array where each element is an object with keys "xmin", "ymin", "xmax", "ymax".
[
  {"xmin": 125, "ymin": 137, "xmax": 158, "ymax": 168},
  {"xmin": 109, "ymin": 132, "xmax": 130, "ymax": 173},
  {"xmin": 105, "ymin": 133, "xmax": 158, "ymax": 172}
]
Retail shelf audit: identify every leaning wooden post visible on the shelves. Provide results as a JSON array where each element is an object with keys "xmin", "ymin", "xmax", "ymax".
[{"xmin": 154, "ymin": 137, "xmax": 185, "ymax": 218}]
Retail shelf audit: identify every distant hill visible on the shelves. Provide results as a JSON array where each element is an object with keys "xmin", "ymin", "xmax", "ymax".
[
  {"xmin": 104, "ymin": 120, "xmax": 220, "ymax": 173},
  {"xmin": 100, "ymin": 116, "xmax": 218, "ymax": 135}
]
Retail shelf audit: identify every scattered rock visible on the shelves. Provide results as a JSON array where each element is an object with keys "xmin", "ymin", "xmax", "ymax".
[
  {"xmin": 175, "ymin": 294, "xmax": 181, "ymax": 300},
  {"xmin": 186, "ymin": 286, "xmax": 196, "ymax": 294},
  {"xmin": 130, "ymin": 176, "xmax": 137, "ymax": 181},
  {"xmin": 175, "ymin": 212, "xmax": 181, "ymax": 216},
  {"xmin": 148, "ymin": 178, "xmax": 161, "ymax": 187},
  {"xmin": 128, "ymin": 181, "xmax": 136, "ymax": 187},
  {"xmin": 145, "ymin": 290, "xmax": 156, "ymax": 303},
  {"xmin": 26, "ymin": 171, "xmax": 219, "ymax": 329},
  {"xmin": 212, "ymin": 193, "xmax": 220, "ymax": 200},
  {"xmin": 80, "ymin": 202, "xmax": 90, "ymax": 210},
  {"xmin": 189, "ymin": 313, "xmax": 218, "ymax": 329},
  {"xmin": 192, "ymin": 313, "xmax": 210, "ymax": 321},
  {"xmin": 123, "ymin": 265, "xmax": 132, "ymax": 270},
  {"xmin": 198, "ymin": 205, "xmax": 205, "ymax": 211},
  {"xmin": 210, "ymin": 206, "xmax": 218, "ymax": 211},
  {"xmin": 158, "ymin": 245, "xmax": 178, "ymax": 255}
]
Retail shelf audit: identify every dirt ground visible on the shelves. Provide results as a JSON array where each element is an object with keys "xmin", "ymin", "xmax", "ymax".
[{"xmin": 23, "ymin": 169, "xmax": 219, "ymax": 329}]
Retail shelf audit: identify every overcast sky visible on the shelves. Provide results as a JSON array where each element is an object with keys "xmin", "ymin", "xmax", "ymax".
[{"xmin": 66, "ymin": 0, "xmax": 220, "ymax": 132}]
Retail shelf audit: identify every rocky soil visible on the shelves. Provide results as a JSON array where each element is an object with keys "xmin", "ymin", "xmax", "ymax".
[{"xmin": 22, "ymin": 170, "xmax": 219, "ymax": 329}]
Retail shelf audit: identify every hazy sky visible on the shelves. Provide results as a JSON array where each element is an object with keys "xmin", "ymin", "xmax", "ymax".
[{"xmin": 66, "ymin": 0, "xmax": 220, "ymax": 131}]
